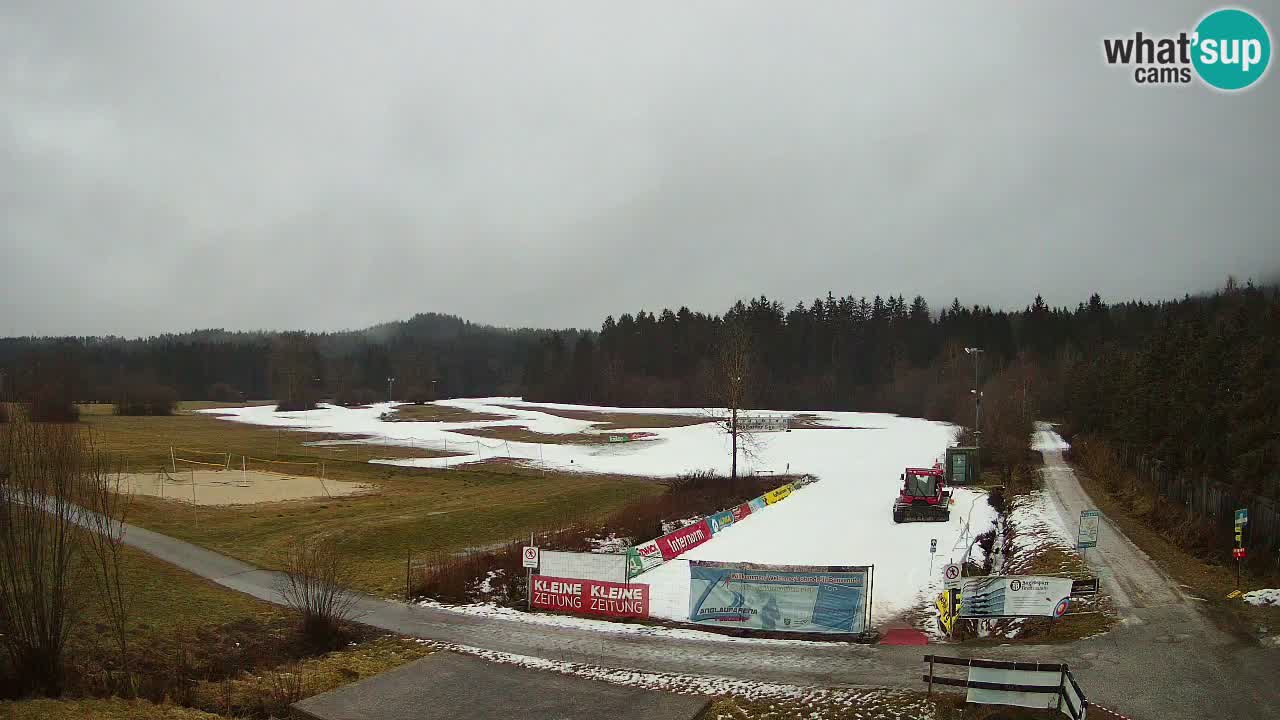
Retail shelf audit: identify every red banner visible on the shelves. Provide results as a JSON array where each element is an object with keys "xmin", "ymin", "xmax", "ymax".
[
  {"xmin": 656, "ymin": 519, "xmax": 712, "ymax": 561},
  {"xmin": 530, "ymin": 576, "xmax": 649, "ymax": 618},
  {"xmin": 730, "ymin": 503, "xmax": 752, "ymax": 523}
]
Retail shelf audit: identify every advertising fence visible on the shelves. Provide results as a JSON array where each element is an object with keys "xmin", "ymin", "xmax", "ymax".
[
  {"xmin": 656, "ymin": 518, "xmax": 712, "ymax": 560},
  {"xmin": 624, "ymin": 478, "xmax": 813, "ymax": 579},
  {"xmin": 530, "ymin": 576, "xmax": 649, "ymax": 619},
  {"xmin": 537, "ymin": 550, "xmax": 629, "ymax": 585},
  {"xmin": 687, "ymin": 561, "xmax": 873, "ymax": 635}
]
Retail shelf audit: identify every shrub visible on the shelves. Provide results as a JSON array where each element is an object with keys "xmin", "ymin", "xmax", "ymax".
[
  {"xmin": 334, "ymin": 387, "xmax": 379, "ymax": 407},
  {"xmin": 23, "ymin": 383, "xmax": 79, "ymax": 423},
  {"xmin": 279, "ymin": 537, "xmax": 357, "ymax": 643},
  {"xmin": 114, "ymin": 381, "xmax": 178, "ymax": 416},
  {"xmin": 207, "ymin": 382, "xmax": 242, "ymax": 403}
]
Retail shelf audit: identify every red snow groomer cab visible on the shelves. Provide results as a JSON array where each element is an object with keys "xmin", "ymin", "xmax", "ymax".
[{"xmin": 892, "ymin": 464, "xmax": 952, "ymax": 523}]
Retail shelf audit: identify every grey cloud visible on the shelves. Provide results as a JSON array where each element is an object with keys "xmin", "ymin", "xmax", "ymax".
[{"xmin": 2, "ymin": 1, "xmax": 1277, "ymax": 336}]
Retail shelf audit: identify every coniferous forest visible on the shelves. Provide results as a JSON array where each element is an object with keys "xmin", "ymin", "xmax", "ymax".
[{"xmin": 2, "ymin": 284, "xmax": 1277, "ymax": 506}]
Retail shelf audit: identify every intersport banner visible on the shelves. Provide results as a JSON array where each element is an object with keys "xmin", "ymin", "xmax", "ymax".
[
  {"xmin": 708, "ymin": 510, "xmax": 735, "ymax": 533},
  {"xmin": 530, "ymin": 576, "xmax": 649, "ymax": 618},
  {"xmin": 655, "ymin": 518, "xmax": 712, "ymax": 560},
  {"xmin": 688, "ymin": 561, "xmax": 870, "ymax": 634}
]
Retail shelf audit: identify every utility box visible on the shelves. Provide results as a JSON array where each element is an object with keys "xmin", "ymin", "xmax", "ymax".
[{"xmin": 946, "ymin": 446, "xmax": 980, "ymax": 485}]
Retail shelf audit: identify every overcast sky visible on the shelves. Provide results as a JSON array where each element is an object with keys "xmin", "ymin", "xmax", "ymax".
[{"xmin": 3, "ymin": 2, "xmax": 1277, "ymax": 337}]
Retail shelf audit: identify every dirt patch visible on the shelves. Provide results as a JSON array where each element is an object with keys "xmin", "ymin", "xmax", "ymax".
[
  {"xmin": 788, "ymin": 413, "xmax": 876, "ymax": 430},
  {"xmin": 494, "ymin": 404, "xmax": 710, "ymax": 430},
  {"xmin": 122, "ymin": 470, "xmax": 376, "ymax": 506},
  {"xmin": 383, "ymin": 404, "xmax": 515, "ymax": 423},
  {"xmin": 450, "ymin": 425, "xmax": 620, "ymax": 445}
]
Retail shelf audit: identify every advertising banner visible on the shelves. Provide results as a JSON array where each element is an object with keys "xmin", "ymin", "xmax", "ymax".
[
  {"xmin": 530, "ymin": 576, "xmax": 649, "ymax": 618},
  {"xmin": 730, "ymin": 503, "xmax": 752, "ymax": 523},
  {"xmin": 748, "ymin": 496, "xmax": 768, "ymax": 513},
  {"xmin": 959, "ymin": 576, "xmax": 1073, "ymax": 618},
  {"xmin": 655, "ymin": 519, "xmax": 712, "ymax": 560},
  {"xmin": 708, "ymin": 510, "xmax": 735, "ymax": 533},
  {"xmin": 763, "ymin": 484, "xmax": 793, "ymax": 505},
  {"xmin": 626, "ymin": 540, "xmax": 663, "ymax": 578},
  {"xmin": 688, "ymin": 561, "xmax": 870, "ymax": 634},
  {"xmin": 538, "ymin": 550, "xmax": 628, "ymax": 584}
]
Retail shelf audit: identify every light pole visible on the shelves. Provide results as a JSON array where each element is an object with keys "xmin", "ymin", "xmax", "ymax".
[
  {"xmin": 387, "ymin": 376, "xmax": 395, "ymax": 404},
  {"xmin": 964, "ymin": 348, "xmax": 984, "ymax": 448}
]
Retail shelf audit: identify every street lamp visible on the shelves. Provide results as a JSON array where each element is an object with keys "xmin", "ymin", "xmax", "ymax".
[
  {"xmin": 386, "ymin": 377, "xmax": 395, "ymax": 404},
  {"xmin": 964, "ymin": 348, "xmax": 984, "ymax": 448}
]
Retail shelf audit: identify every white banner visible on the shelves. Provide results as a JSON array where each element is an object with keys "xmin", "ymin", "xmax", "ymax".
[
  {"xmin": 736, "ymin": 415, "xmax": 789, "ymax": 432},
  {"xmin": 538, "ymin": 550, "xmax": 628, "ymax": 584},
  {"xmin": 959, "ymin": 576, "xmax": 1073, "ymax": 618}
]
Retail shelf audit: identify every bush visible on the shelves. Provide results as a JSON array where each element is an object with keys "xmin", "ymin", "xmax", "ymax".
[
  {"xmin": 334, "ymin": 387, "xmax": 379, "ymax": 407},
  {"xmin": 207, "ymin": 382, "xmax": 242, "ymax": 403},
  {"xmin": 402, "ymin": 385, "xmax": 431, "ymax": 404},
  {"xmin": 279, "ymin": 537, "xmax": 357, "ymax": 643},
  {"xmin": 23, "ymin": 383, "xmax": 79, "ymax": 423},
  {"xmin": 114, "ymin": 382, "xmax": 178, "ymax": 416}
]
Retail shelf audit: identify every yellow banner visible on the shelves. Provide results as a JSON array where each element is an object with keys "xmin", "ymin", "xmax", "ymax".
[
  {"xmin": 764, "ymin": 484, "xmax": 794, "ymax": 505},
  {"xmin": 936, "ymin": 589, "xmax": 959, "ymax": 634}
]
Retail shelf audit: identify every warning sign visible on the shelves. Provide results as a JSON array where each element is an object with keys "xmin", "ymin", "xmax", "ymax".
[
  {"xmin": 522, "ymin": 546, "xmax": 539, "ymax": 569},
  {"xmin": 943, "ymin": 563, "xmax": 962, "ymax": 589}
]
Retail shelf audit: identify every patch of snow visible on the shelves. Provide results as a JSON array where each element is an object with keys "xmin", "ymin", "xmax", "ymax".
[
  {"xmin": 407, "ymin": 637, "xmax": 936, "ymax": 714},
  {"xmin": 204, "ymin": 398, "xmax": 993, "ymax": 624},
  {"xmin": 1243, "ymin": 588, "xmax": 1280, "ymax": 607},
  {"xmin": 1031, "ymin": 428, "xmax": 1070, "ymax": 451}
]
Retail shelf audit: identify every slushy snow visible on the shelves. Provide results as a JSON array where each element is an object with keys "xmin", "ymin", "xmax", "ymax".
[{"xmin": 204, "ymin": 398, "xmax": 995, "ymax": 623}]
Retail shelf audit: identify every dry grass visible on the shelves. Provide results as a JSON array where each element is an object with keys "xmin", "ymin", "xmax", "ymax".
[
  {"xmin": 80, "ymin": 403, "xmax": 663, "ymax": 597},
  {"xmin": 449, "ymin": 425, "xmax": 616, "ymax": 445},
  {"xmin": 188, "ymin": 636, "xmax": 433, "ymax": 717},
  {"xmin": 0, "ymin": 698, "xmax": 223, "ymax": 719},
  {"xmin": 382, "ymin": 404, "xmax": 515, "ymax": 423},
  {"xmin": 494, "ymin": 404, "xmax": 710, "ymax": 430}
]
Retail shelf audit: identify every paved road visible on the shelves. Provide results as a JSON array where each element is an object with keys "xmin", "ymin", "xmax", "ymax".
[{"xmin": 115, "ymin": 430, "xmax": 1280, "ymax": 719}]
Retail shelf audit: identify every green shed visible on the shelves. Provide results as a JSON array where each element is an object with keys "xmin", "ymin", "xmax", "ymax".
[{"xmin": 946, "ymin": 446, "xmax": 980, "ymax": 485}]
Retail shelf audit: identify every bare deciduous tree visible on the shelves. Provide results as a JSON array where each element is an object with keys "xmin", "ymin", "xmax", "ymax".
[
  {"xmin": 703, "ymin": 321, "xmax": 761, "ymax": 482},
  {"xmin": 278, "ymin": 536, "xmax": 358, "ymax": 642},
  {"xmin": 79, "ymin": 437, "xmax": 135, "ymax": 696}
]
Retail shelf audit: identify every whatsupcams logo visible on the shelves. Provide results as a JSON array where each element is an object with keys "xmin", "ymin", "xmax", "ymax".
[{"xmin": 1103, "ymin": 7, "xmax": 1271, "ymax": 90}]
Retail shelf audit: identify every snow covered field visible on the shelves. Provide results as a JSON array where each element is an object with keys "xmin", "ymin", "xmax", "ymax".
[{"xmin": 204, "ymin": 398, "xmax": 995, "ymax": 624}]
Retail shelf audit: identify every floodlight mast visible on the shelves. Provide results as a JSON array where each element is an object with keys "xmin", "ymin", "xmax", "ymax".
[{"xmin": 964, "ymin": 348, "xmax": 984, "ymax": 448}]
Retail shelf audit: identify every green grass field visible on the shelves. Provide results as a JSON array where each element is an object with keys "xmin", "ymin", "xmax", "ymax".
[{"xmin": 84, "ymin": 403, "xmax": 663, "ymax": 596}]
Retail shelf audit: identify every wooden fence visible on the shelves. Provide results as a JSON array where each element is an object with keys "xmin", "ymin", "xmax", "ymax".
[{"xmin": 1116, "ymin": 443, "xmax": 1280, "ymax": 562}]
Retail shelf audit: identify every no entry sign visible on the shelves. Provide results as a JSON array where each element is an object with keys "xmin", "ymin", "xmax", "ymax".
[{"xmin": 522, "ymin": 546, "xmax": 539, "ymax": 569}]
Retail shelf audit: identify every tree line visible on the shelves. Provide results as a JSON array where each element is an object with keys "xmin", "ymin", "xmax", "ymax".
[
  {"xmin": 2, "ymin": 285, "xmax": 1276, "ymax": 501},
  {"xmin": 524, "ymin": 282, "xmax": 1280, "ymax": 501},
  {"xmin": 0, "ymin": 313, "xmax": 567, "ymax": 418}
]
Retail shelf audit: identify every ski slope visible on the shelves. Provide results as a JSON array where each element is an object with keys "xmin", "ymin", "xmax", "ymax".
[{"xmin": 204, "ymin": 398, "xmax": 995, "ymax": 622}]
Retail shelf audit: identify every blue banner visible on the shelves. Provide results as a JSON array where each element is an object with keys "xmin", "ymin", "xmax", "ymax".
[
  {"xmin": 688, "ymin": 561, "xmax": 869, "ymax": 634},
  {"xmin": 708, "ymin": 510, "xmax": 735, "ymax": 533},
  {"xmin": 748, "ymin": 496, "xmax": 768, "ymax": 513}
]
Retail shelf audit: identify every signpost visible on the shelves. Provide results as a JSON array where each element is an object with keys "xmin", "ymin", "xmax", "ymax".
[
  {"xmin": 929, "ymin": 538, "xmax": 938, "ymax": 573},
  {"xmin": 1070, "ymin": 577, "xmax": 1100, "ymax": 596},
  {"xmin": 1234, "ymin": 508, "xmax": 1248, "ymax": 589},
  {"xmin": 523, "ymin": 536, "xmax": 537, "ymax": 609},
  {"xmin": 943, "ymin": 563, "xmax": 962, "ymax": 590},
  {"xmin": 1077, "ymin": 510, "xmax": 1100, "ymax": 556}
]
